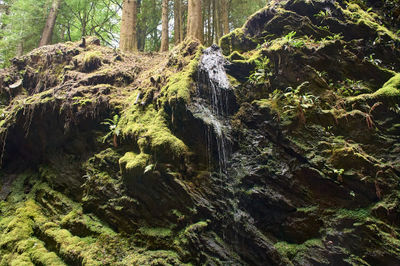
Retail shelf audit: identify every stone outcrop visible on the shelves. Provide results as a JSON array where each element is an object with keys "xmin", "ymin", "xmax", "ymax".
[{"xmin": 0, "ymin": 1, "xmax": 399, "ymax": 265}]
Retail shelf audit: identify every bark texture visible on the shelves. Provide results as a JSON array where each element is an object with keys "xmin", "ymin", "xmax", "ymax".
[
  {"xmin": 221, "ymin": 0, "xmax": 229, "ymax": 35},
  {"xmin": 39, "ymin": 0, "xmax": 62, "ymax": 47},
  {"xmin": 120, "ymin": 0, "xmax": 138, "ymax": 52},
  {"xmin": 160, "ymin": 0, "xmax": 169, "ymax": 52},
  {"xmin": 187, "ymin": 0, "xmax": 203, "ymax": 43},
  {"xmin": 174, "ymin": 0, "xmax": 182, "ymax": 45}
]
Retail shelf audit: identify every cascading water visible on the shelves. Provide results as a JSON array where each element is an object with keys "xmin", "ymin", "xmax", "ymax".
[
  {"xmin": 193, "ymin": 44, "xmax": 234, "ymax": 174},
  {"xmin": 192, "ymin": 45, "xmax": 259, "ymax": 256}
]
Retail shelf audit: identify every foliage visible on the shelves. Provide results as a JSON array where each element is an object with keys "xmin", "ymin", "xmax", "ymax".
[
  {"xmin": 137, "ymin": 0, "xmax": 163, "ymax": 51},
  {"xmin": 57, "ymin": 0, "xmax": 121, "ymax": 46},
  {"xmin": 364, "ymin": 53, "xmax": 382, "ymax": 66},
  {"xmin": 281, "ymin": 84, "xmax": 320, "ymax": 117},
  {"xmin": 229, "ymin": 0, "xmax": 265, "ymax": 29},
  {"xmin": 314, "ymin": 9, "xmax": 331, "ymax": 20},
  {"xmin": 101, "ymin": 114, "xmax": 120, "ymax": 147},
  {"xmin": 0, "ymin": 0, "xmax": 121, "ymax": 66},
  {"xmin": 337, "ymin": 79, "xmax": 369, "ymax": 96},
  {"xmin": 283, "ymin": 31, "xmax": 305, "ymax": 48},
  {"xmin": 0, "ymin": 0, "xmax": 48, "ymax": 67},
  {"xmin": 248, "ymin": 57, "xmax": 271, "ymax": 85}
]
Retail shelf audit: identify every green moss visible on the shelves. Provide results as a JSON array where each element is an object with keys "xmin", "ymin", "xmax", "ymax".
[
  {"xmin": 183, "ymin": 221, "xmax": 208, "ymax": 234},
  {"xmin": 75, "ymin": 50, "xmax": 103, "ymax": 72},
  {"xmin": 138, "ymin": 227, "xmax": 172, "ymax": 238},
  {"xmin": 346, "ymin": 73, "xmax": 400, "ymax": 103},
  {"xmin": 0, "ymin": 199, "xmax": 41, "ymax": 248},
  {"xmin": 119, "ymin": 152, "xmax": 150, "ymax": 176},
  {"xmin": 119, "ymin": 104, "xmax": 187, "ymax": 162},
  {"xmin": 83, "ymin": 51, "xmax": 103, "ymax": 64},
  {"xmin": 335, "ymin": 208, "xmax": 370, "ymax": 221},
  {"xmin": 15, "ymin": 239, "xmax": 65, "ymax": 266},
  {"xmin": 274, "ymin": 238, "xmax": 324, "ymax": 260},
  {"xmin": 219, "ymin": 28, "xmax": 247, "ymax": 55},
  {"xmin": 372, "ymin": 73, "xmax": 400, "ymax": 97},
  {"xmin": 123, "ymin": 250, "xmax": 187, "ymax": 265},
  {"xmin": 161, "ymin": 48, "xmax": 202, "ymax": 105},
  {"xmin": 72, "ymin": 96, "xmax": 92, "ymax": 106},
  {"xmin": 341, "ymin": 3, "xmax": 398, "ymax": 40},
  {"xmin": 227, "ymin": 51, "xmax": 246, "ymax": 61}
]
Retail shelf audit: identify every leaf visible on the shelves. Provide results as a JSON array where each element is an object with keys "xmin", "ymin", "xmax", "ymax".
[{"xmin": 144, "ymin": 164, "xmax": 154, "ymax": 174}]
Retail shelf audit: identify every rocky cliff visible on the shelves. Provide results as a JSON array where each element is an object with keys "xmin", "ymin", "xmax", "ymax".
[{"xmin": 0, "ymin": 0, "xmax": 399, "ymax": 265}]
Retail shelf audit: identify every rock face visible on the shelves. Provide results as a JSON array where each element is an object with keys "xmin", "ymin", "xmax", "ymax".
[{"xmin": 0, "ymin": 1, "xmax": 400, "ymax": 265}]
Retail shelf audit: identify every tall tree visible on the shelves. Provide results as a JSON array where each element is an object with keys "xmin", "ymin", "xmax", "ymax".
[
  {"xmin": 221, "ymin": 0, "xmax": 229, "ymax": 35},
  {"xmin": 187, "ymin": 0, "xmax": 202, "ymax": 42},
  {"xmin": 213, "ymin": 0, "xmax": 220, "ymax": 42},
  {"xmin": 58, "ymin": 0, "xmax": 121, "ymax": 46},
  {"xmin": 39, "ymin": 0, "xmax": 63, "ymax": 47},
  {"xmin": 160, "ymin": 0, "xmax": 168, "ymax": 51},
  {"xmin": 120, "ymin": 0, "xmax": 138, "ymax": 52},
  {"xmin": 173, "ymin": 0, "xmax": 181, "ymax": 44}
]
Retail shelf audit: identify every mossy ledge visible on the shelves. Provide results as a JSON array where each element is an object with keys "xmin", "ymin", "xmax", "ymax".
[{"xmin": 1, "ymin": 0, "xmax": 400, "ymax": 265}]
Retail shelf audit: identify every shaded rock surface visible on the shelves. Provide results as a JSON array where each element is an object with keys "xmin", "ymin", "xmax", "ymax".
[{"xmin": 0, "ymin": 1, "xmax": 400, "ymax": 265}]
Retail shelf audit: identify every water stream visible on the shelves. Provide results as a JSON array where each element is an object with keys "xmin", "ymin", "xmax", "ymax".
[{"xmin": 194, "ymin": 44, "xmax": 234, "ymax": 174}]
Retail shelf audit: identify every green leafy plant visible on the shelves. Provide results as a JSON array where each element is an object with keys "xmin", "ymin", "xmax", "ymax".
[
  {"xmin": 334, "ymin": 168, "xmax": 345, "ymax": 182},
  {"xmin": 101, "ymin": 114, "xmax": 120, "ymax": 147},
  {"xmin": 389, "ymin": 103, "xmax": 400, "ymax": 114},
  {"xmin": 317, "ymin": 25, "xmax": 330, "ymax": 31},
  {"xmin": 248, "ymin": 57, "xmax": 271, "ymax": 85},
  {"xmin": 283, "ymin": 31, "xmax": 305, "ymax": 49},
  {"xmin": 327, "ymin": 33, "xmax": 344, "ymax": 41},
  {"xmin": 144, "ymin": 164, "xmax": 155, "ymax": 174},
  {"xmin": 283, "ymin": 31, "xmax": 297, "ymax": 42},
  {"xmin": 337, "ymin": 79, "xmax": 368, "ymax": 96},
  {"xmin": 364, "ymin": 53, "xmax": 382, "ymax": 66},
  {"xmin": 314, "ymin": 10, "xmax": 331, "ymax": 20},
  {"xmin": 271, "ymin": 82, "xmax": 320, "ymax": 125}
]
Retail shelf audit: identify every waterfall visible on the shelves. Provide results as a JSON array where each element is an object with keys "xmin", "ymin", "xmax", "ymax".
[{"xmin": 194, "ymin": 44, "xmax": 234, "ymax": 174}]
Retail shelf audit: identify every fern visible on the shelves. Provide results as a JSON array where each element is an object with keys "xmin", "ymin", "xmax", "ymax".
[{"xmin": 101, "ymin": 114, "xmax": 120, "ymax": 147}]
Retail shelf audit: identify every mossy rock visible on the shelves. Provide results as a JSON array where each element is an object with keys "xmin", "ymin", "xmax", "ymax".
[
  {"xmin": 76, "ymin": 51, "xmax": 103, "ymax": 72},
  {"xmin": 119, "ymin": 152, "xmax": 150, "ymax": 181},
  {"xmin": 348, "ymin": 73, "xmax": 400, "ymax": 103}
]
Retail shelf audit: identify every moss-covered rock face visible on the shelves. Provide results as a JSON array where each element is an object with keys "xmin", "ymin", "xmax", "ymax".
[{"xmin": 1, "ymin": 1, "xmax": 400, "ymax": 265}]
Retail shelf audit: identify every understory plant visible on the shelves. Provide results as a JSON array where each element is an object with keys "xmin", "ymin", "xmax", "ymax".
[
  {"xmin": 269, "ymin": 82, "xmax": 320, "ymax": 125},
  {"xmin": 101, "ymin": 114, "xmax": 120, "ymax": 147},
  {"xmin": 249, "ymin": 57, "xmax": 271, "ymax": 85},
  {"xmin": 283, "ymin": 31, "xmax": 305, "ymax": 49}
]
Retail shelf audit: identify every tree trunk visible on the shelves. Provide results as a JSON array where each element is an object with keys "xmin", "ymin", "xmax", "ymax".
[
  {"xmin": 120, "ymin": 0, "xmax": 138, "ymax": 52},
  {"xmin": 39, "ymin": 0, "xmax": 62, "ymax": 47},
  {"xmin": 137, "ymin": 0, "xmax": 146, "ymax": 51},
  {"xmin": 187, "ymin": 0, "xmax": 203, "ymax": 43},
  {"xmin": 221, "ymin": 0, "xmax": 229, "ymax": 35},
  {"xmin": 160, "ymin": 0, "xmax": 169, "ymax": 52},
  {"xmin": 179, "ymin": 0, "xmax": 185, "ymax": 42},
  {"xmin": 214, "ymin": 0, "xmax": 221, "ymax": 42},
  {"xmin": 16, "ymin": 41, "xmax": 24, "ymax": 57},
  {"xmin": 174, "ymin": 0, "xmax": 181, "ymax": 45},
  {"xmin": 206, "ymin": 0, "xmax": 211, "ymax": 45}
]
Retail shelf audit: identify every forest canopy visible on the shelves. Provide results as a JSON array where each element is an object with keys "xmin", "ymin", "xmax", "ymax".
[{"xmin": 0, "ymin": 0, "xmax": 265, "ymax": 67}]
